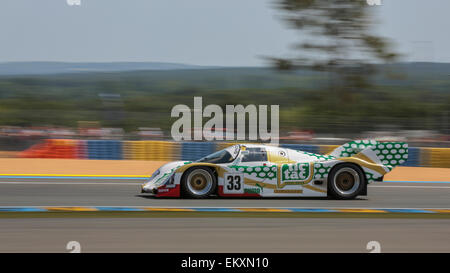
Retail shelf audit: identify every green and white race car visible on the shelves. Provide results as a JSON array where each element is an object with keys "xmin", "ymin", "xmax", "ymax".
[{"xmin": 141, "ymin": 140, "xmax": 408, "ymax": 199}]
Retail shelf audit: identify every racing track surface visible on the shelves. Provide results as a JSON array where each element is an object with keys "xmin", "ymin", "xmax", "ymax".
[
  {"xmin": 0, "ymin": 177, "xmax": 449, "ymax": 208},
  {"xmin": 1, "ymin": 218, "xmax": 449, "ymax": 252},
  {"xmin": 0, "ymin": 178, "xmax": 449, "ymax": 252}
]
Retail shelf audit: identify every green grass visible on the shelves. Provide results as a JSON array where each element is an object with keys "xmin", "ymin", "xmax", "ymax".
[{"xmin": 0, "ymin": 211, "xmax": 449, "ymax": 219}]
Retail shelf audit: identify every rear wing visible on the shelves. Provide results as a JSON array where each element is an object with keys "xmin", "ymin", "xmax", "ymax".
[{"xmin": 329, "ymin": 140, "xmax": 408, "ymax": 168}]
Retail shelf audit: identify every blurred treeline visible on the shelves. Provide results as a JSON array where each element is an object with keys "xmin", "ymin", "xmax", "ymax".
[{"xmin": 0, "ymin": 62, "xmax": 449, "ymax": 136}]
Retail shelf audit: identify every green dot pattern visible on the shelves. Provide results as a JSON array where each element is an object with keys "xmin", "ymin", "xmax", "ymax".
[
  {"xmin": 365, "ymin": 172, "xmax": 377, "ymax": 183},
  {"xmin": 230, "ymin": 165, "xmax": 277, "ymax": 180},
  {"xmin": 335, "ymin": 140, "xmax": 378, "ymax": 157},
  {"xmin": 372, "ymin": 143, "xmax": 408, "ymax": 167},
  {"xmin": 335, "ymin": 140, "xmax": 408, "ymax": 167},
  {"xmin": 313, "ymin": 163, "xmax": 331, "ymax": 179}
]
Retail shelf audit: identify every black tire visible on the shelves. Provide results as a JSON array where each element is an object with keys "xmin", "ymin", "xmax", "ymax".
[
  {"xmin": 181, "ymin": 167, "xmax": 217, "ymax": 198},
  {"xmin": 327, "ymin": 163, "xmax": 366, "ymax": 200}
]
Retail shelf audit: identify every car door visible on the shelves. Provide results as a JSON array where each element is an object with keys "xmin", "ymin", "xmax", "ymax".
[
  {"xmin": 265, "ymin": 146, "xmax": 307, "ymax": 196},
  {"xmin": 225, "ymin": 147, "xmax": 273, "ymax": 196}
]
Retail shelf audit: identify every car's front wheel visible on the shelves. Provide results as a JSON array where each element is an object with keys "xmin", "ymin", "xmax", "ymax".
[
  {"xmin": 181, "ymin": 167, "xmax": 217, "ymax": 198},
  {"xmin": 327, "ymin": 163, "xmax": 365, "ymax": 200}
]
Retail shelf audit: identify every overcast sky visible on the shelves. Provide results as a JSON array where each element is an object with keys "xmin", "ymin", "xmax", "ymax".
[{"xmin": 0, "ymin": 0, "xmax": 449, "ymax": 66}]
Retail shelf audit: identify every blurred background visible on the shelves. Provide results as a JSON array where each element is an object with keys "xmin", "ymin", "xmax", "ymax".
[{"xmin": 0, "ymin": 0, "xmax": 449, "ymax": 166}]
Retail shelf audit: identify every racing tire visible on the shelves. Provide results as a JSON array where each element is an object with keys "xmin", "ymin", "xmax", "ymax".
[
  {"xmin": 181, "ymin": 167, "xmax": 217, "ymax": 198},
  {"xmin": 327, "ymin": 163, "xmax": 366, "ymax": 200}
]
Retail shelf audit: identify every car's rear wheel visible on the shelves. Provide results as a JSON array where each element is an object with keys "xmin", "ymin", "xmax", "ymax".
[
  {"xmin": 327, "ymin": 163, "xmax": 365, "ymax": 200},
  {"xmin": 181, "ymin": 167, "xmax": 216, "ymax": 198}
]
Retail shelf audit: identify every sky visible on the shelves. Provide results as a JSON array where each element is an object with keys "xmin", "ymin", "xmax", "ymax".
[{"xmin": 0, "ymin": 0, "xmax": 449, "ymax": 66}]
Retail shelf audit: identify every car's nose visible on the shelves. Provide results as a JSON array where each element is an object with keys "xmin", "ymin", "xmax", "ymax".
[
  {"xmin": 141, "ymin": 183, "xmax": 157, "ymax": 194},
  {"xmin": 141, "ymin": 183, "xmax": 149, "ymax": 193}
]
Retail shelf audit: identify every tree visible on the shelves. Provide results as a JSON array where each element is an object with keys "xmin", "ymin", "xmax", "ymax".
[
  {"xmin": 271, "ymin": 0, "xmax": 399, "ymax": 134},
  {"xmin": 273, "ymin": 0, "xmax": 397, "ymax": 69}
]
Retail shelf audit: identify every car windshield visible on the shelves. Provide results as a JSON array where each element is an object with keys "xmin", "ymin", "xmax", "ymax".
[
  {"xmin": 149, "ymin": 169, "xmax": 160, "ymax": 179},
  {"xmin": 196, "ymin": 149, "xmax": 235, "ymax": 164}
]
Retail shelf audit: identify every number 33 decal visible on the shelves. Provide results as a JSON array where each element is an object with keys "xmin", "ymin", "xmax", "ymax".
[{"xmin": 224, "ymin": 173, "xmax": 244, "ymax": 194}]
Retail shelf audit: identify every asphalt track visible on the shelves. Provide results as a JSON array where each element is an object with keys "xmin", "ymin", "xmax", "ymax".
[
  {"xmin": 0, "ymin": 177, "xmax": 449, "ymax": 208},
  {"xmin": 0, "ymin": 177, "xmax": 449, "ymax": 252},
  {"xmin": 0, "ymin": 218, "xmax": 449, "ymax": 252}
]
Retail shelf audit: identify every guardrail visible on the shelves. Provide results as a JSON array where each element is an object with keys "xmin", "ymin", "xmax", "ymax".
[{"xmin": 18, "ymin": 139, "xmax": 450, "ymax": 168}]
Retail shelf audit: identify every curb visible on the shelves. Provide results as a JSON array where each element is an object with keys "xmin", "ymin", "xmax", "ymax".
[{"xmin": 0, "ymin": 207, "xmax": 449, "ymax": 214}]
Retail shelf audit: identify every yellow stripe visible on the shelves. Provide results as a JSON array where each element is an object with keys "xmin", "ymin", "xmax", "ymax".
[
  {"xmin": 274, "ymin": 189, "xmax": 302, "ymax": 194},
  {"xmin": 45, "ymin": 207, "xmax": 98, "ymax": 212},
  {"xmin": 353, "ymin": 153, "xmax": 378, "ymax": 164},
  {"xmin": 429, "ymin": 209, "xmax": 450, "ymax": 213},
  {"xmin": 267, "ymin": 152, "xmax": 297, "ymax": 164},
  {"xmin": 321, "ymin": 145, "xmax": 339, "ymax": 155},
  {"xmin": 244, "ymin": 178, "xmax": 277, "ymax": 189},
  {"xmin": 338, "ymin": 157, "xmax": 387, "ymax": 175},
  {"xmin": 336, "ymin": 209, "xmax": 386, "ymax": 213}
]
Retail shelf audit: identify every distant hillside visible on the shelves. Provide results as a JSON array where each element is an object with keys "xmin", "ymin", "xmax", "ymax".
[
  {"xmin": 0, "ymin": 62, "xmax": 218, "ymax": 76},
  {"xmin": 0, "ymin": 62, "xmax": 448, "ymax": 133},
  {"xmin": 1, "ymin": 62, "xmax": 450, "ymax": 86},
  {"xmin": 2, "ymin": 62, "xmax": 448, "ymax": 92}
]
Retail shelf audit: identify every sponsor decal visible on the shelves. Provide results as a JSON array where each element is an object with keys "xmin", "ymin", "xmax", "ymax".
[
  {"xmin": 274, "ymin": 189, "xmax": 302, "ymax": 194},
  {"xmin": 244, "ymin": 188, "xmax": 260, "ymax": 194},
  {"xmin": 281, "ymin": 163, "xmax": 311, "ymax": 184}
]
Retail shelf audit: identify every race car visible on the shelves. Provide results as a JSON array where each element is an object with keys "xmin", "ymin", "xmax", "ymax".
[{"xmin": 141, "ymin": 140, "xmax": 408, "ymax": 199}]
